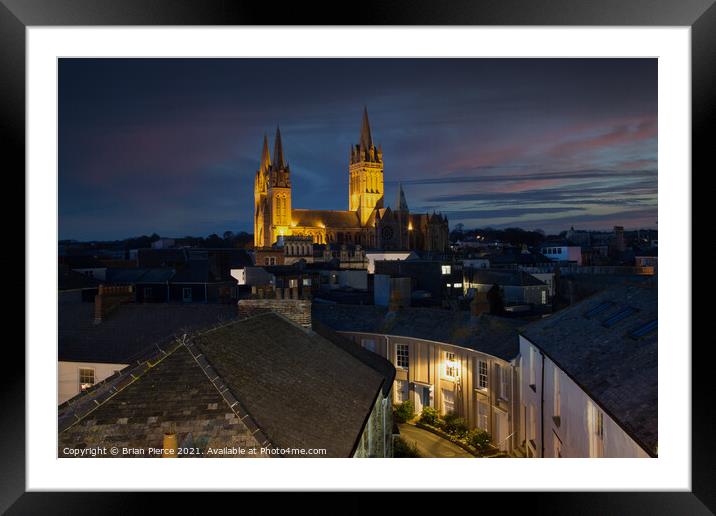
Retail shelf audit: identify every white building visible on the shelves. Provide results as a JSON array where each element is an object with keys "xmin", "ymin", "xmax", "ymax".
[
  {"xmin": 365, "ymin": 250, "xmax": 418, "ymax": 274},
  {"xmin": 540, "ymin": 244, "xmax": 582, "ymax": 265},
  {"xmin": 518, "ymin": 281, "xmax": 657, "ymax": 458}
]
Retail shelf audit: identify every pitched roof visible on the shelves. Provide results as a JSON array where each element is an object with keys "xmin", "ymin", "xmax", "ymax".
[
  {"xmin": 58, "ymin": 302, "xmax": 239, "ymax": 363},
  {"xmin": 59, "ymin": 312, "xmax": 395, "ymax": 457},
  {"xmin": 521, "ymin": 280, "xmax": 658, "ymax": 456},
  {"xmin": 106, "ymin": 267, "xmax": 175, "ymax": 284},
  {"xmin": 291, "ymin": 209, "xmax": 361, "ymax": 229},
  {"xmin": 58, "ymin": 339, "xmax": 271, "ymax": 457},
  {"xmin": 312, "ymin": 304, "xmax": 525, "ymax": 361}
]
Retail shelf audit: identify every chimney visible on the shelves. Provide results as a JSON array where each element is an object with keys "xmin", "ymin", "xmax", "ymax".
[
  {"xmin": 162, "ymin": 432, "xmax": 178, "ymax": 458},
  {"xmin": 470, "ymin": 290, "xmax": 490, "ymax": 318},
  {"xmin": 94, "ymin": 285, "xmax": 134, "ymax": 324},
  {"xmin": 388, "ymin": 287, "xmax": 402, "ymax": 313}
]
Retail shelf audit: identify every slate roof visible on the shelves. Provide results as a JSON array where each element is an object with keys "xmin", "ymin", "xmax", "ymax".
[
  {"xmin": 59, "ymin": 312, "xmax": 395, "ymax": 458},
  {"xmin": 291, "ymin": 209, "xmax": 361, "ymax": 229},
  {"xmin": 58, "ymin": 339, "xmax": 271, "ymax": 457},
  {"xmin": 521, "ymin": 279, "xmax": 658, "ymax": 456},
  {"xmin": 58, "ymin": 302, "xmax": 239, "ymax": 363},
  {"xmin": 312, "ymin": 304, "xmax": 525, "ymax": 361},
  {"xmin": 106, "ymin": 267, "xmax": 175, "ymax": 284},
  {"xmin": 464, "ymin": 269, "xmax": 546, "ymax": 287}
]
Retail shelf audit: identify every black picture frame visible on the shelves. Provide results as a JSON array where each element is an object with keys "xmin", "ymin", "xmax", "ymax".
[{"xmin": 4, "ymin": 0, "xmax": 711, "ymax": 512}]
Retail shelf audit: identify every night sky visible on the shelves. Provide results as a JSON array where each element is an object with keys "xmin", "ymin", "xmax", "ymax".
[{"xmin": 59, "ymin": 58, "xmax": 657, "ymax": 241}]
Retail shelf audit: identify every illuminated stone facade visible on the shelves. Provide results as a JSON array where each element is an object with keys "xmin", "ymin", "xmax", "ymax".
[{"xmin": 253, "ymin": 108, "xmax": 449, "ymax": 252}]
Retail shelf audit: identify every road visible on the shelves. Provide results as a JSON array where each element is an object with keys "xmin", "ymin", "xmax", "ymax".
[{"xmin": 398, "ymin": 424, "xmax": 473, "ymax": 458}]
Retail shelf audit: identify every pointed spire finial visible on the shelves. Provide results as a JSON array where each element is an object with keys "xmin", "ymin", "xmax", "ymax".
[
  {"xmin": 273, "ymin": 125, "xmax": 286, "ymax": 169},
  {"xmin": 397, "ymin": 182, "xmax": 409, "ymax": 211},
  {"xmin": 360, "ymin": 106, "xmax": 372, "ymax": 150},
  {"xmin": 260, "ymin": 133, "xmax": 271, "ymax": 173}
]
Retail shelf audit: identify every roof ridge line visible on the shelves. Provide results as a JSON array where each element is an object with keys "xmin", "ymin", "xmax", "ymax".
[
  {"xmin": 58, "ymin": 338, "xmax": 185, "ymax": 433},
  {"xmin": 185, "ymin": 335, "xmax": 274, "ymax": 451}
]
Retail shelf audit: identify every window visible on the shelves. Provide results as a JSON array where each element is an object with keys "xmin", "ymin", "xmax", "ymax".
[
  {"xmin": 144, "ymin": 287, "xmax": 152, "ymax": 299},
  {"xmin": 396, "ymin": 344, "xmax": 409, "ymax": 369},
  {"xmin": 288, "ymin": 278, "xmax": 298, "ymax": 288},
  {"xmin": 394, "ymin": 380, "xmax": 409, "ymax": 403},
  {"xmin": 477, "ymin": 399, "xmax": 489, "ymax": 431},
  {"xmin": 453, "ymin": 282, "xmax": 463, "ymax": 288},
  {"xmin": 302, "ymin": 278, "xmax": 312, "ymax": 286},
  {"xmin": 498, "ymin": 364, "xmax": 509, "ymax": 400},
  {"xmin": 182, "ymin": 288, "xmax": 192, "ymax": 302},
  {"xmin": 442, "ymin": 388, "xmax": 455, "ymax": 415},
  {"xmin": 79, "ymin": 368, "xmax": 95, "ymax": 392},
  {"xmin": 629, "ymin": 319, "xmax": 657, "ymax": 339},
  {"xmin": 602, "ymin": 307, "xmax": 638, "ymax": 328},
  {"xmin": 541, "ymin": 290, "xmax": 547, "ymax": 304},
  {"xmin": 444, "ymin": 352, "xmax": 458, "ymax": 379},
  {"xmin": 584, "ymin": 301, "xmax": 615, "ymax": 318},
  {"xmin": 264, "ymin": 257, "xmax": 270, "ymax": 265},
  {"xmin": 441, "ymin": 265, "xmax": 451, "ymax": 275},
  {"xmin": 529, "ymin": 346, "xmax": 536, "ymax": 388},
  {"xmin": 362, "ymin": 339, "xmax": 376, "ymax": 353},
  {"xmin": 478, "ymin": 360, "xmax": 488, "ymax": 390}
]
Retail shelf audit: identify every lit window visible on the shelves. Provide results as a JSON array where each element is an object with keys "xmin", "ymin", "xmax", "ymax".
[
  {"xmin": 477, "ymin": 399, "xmax": 489, "ymax": 430},
  {"xmin": 302, "ymin": 278, "xmax": 312, "ymax": 286},
  {"xmin": 395, "ymin": 380, "xmax": 409, "ymax": 403},
  {"xmin": 441, "ymin": 265, "xmax": 451, "ymax": 275},
  {"xmin": 396, "ymin": 344, "xmax": 409, "ymax": 369},
  {"xmin": 444, "ymin": 352, "xmax": 458, "ymax": 379},
  {"xmin": 79, "ymin": 368, "xmax": 95, "ymax": 392},
  {"xmin": 453, "ymin": 282, "xmax": 463, "ymax": 288},
  {"xmin": 442, "ymin": 389, "xmax": 455, "ymax": 415},
  {"xmin": 478, "ymin": 360, "xmax": 488, "ymax": 390},
  {"xmin": 289, "ymin": 279, "xmax": 298, "ymax": 288}
]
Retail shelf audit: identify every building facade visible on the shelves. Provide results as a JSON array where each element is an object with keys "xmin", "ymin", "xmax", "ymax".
[{"xmin": 253, "ymin": 108, "xmax": 449, "ymax": 252}]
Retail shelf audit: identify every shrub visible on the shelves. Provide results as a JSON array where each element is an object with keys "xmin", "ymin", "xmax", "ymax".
[
  {"xmin": 442, "ymin": 412, "xmax": 469, "ymax": 437},
  {"xmin": 393, "ymin": 400, "xmax": 415, "ymax": 424},
  {"xmin": 393, "ymin": 437, "xmax": 421, "ymax": 458},
  {"xmin": 419, "ymin": 406, "xmax": 440, "ymax": 426},
  {"xmin": 468, "ymin": 429, "xmax": 492, "ymax": 451}
]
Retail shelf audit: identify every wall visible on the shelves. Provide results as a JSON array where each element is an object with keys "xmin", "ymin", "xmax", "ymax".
[
  {"xmin": 58, "ymin": 360, "xmax": 127, "ymax": 404},
  {"xmin": 365, "ymin": 252, "xmax": 416, "ymax": 274},
  {"xmin": 353, "ymin": 388, "xmax": 393, "ymax": 458},
  {"xmin": 344, "ymin": 331, "xmax": 518, "ymax": 453},
  {"xmin": 519, "ymin": 335, "xmax": 651, "ymax": 458}
]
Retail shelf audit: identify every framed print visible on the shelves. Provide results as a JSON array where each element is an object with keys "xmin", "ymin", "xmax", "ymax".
[{"xmin": 3, "ymin": 0, "xmax": 712, "ymax": 512}]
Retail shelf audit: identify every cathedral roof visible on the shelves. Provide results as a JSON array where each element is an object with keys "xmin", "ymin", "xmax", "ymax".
[{"xmin": 292, "ymin": 209, "xmax": 362, "ymax": 229}]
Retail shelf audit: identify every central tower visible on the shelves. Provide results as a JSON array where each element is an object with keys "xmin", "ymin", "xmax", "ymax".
[{"xmin": 349, "ymin": 107, "xmax": 384, "ymax": 226}]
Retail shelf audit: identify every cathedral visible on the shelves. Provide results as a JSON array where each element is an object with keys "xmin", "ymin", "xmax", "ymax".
[{"xmin": 253, "ymin": 108, "xmax": 449, "ymax": 252}]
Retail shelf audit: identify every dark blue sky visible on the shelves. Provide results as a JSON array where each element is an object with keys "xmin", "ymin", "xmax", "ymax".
[{"xmin": 59, "ymin": 58, "xmax": 657, "ymax": 241}]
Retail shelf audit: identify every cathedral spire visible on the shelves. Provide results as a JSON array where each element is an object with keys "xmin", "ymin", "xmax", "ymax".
[
  {"xmin": 360, "ymin": 106, "xmax": 373, "ymax": 150},
  {"xmin": 260, "ymin": 133, "xmax": 271, "ymax": 173},
  {"xmin": 397, "ymin": 182, "xmax": 409, "ymax": 211},
  {"xmin": 273, "ymin": 126, "xmax": 286, "ymax": 169}
]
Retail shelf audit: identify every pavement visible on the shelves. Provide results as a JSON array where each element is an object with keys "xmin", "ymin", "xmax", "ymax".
[{"xmin": 398, "ymin": 423, "xmax": 473, "ymax": 458}]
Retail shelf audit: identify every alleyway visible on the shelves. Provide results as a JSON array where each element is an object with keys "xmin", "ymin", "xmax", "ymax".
[{"xmin": 398, "ymin": 424, "xmax": 473, "ymax": 458}]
